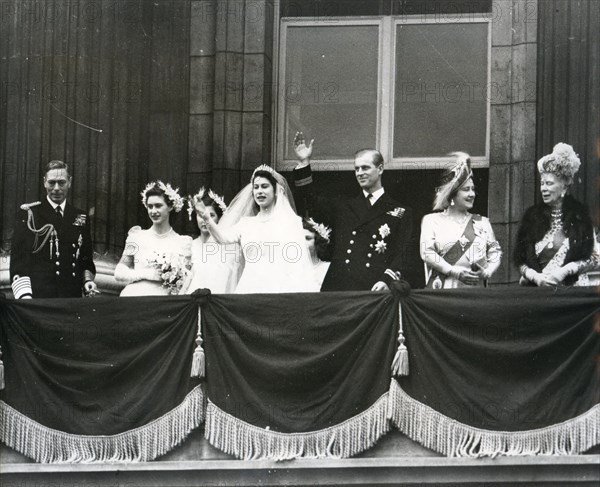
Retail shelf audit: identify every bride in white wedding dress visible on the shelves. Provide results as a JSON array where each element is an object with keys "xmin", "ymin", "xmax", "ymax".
[{"xmin": 199, "ymin": 165, "xmax": 318, "ymax": 293}]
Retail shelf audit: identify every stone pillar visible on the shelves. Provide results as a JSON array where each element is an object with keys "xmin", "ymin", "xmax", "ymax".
[
  {"xmin": 188, "ymin": 0, "xmax": 275, "ymax": 200},
  {"xmin": 488, "ymin": 0, "xmax": 538, "ymax": 285},
  {"xmin": 189, "ymin": 0, "xmax": 217, "ymax": 191}
]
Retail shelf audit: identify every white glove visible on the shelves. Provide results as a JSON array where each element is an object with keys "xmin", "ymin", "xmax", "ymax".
[{"xmin": 114, "ymin": 264, "xmax": 160, "ymax": 284}]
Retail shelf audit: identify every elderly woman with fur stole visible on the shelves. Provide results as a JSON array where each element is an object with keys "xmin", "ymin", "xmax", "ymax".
[{"xmin": 515, "ymin": 143, "xmax": 599, "ymax": 286}]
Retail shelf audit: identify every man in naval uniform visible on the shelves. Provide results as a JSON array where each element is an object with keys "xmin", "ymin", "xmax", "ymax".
[
  {"xmin": 10, "ymin": 160, "xmax": 98, "ymax": 298},
  {"xmin": 293, "ymin": 133, "xmax": 413, "ymax": 292}
]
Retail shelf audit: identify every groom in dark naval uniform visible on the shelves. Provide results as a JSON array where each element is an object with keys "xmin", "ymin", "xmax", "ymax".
[
  {"xmin": 293, "ymin": 133, "xmax": 413, "ymax": 292},
  {"xmin": 10, "ymin": 160, "xmax": 98, "ymax": 298}
]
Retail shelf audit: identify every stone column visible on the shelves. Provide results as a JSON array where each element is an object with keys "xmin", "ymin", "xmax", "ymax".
[
  {"xmin": 188, "ymin": 0, "xmax": 275, "ymax": 199},
  {"xmin": 488, "ymin": 0, "xmax": 538, "ymax": 285}
]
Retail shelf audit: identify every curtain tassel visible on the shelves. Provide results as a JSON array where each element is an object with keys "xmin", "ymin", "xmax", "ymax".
[
  {"xmin": 391, "ymin": 302, "xmax": 408, "ymax": 376},
  {"xmin": 191, "ymin": 305, "xmax": 205, "ymax": 378}
]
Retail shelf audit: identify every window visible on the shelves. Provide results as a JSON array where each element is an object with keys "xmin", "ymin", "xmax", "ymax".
[{"xmin": 276, "ymin": 16, "xmax": 491, "ymax": 170}]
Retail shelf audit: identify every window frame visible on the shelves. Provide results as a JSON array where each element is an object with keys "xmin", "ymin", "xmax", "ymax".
[{"xmin": 275, "ymin": 15, "xmax": 492, "ymax": 171}]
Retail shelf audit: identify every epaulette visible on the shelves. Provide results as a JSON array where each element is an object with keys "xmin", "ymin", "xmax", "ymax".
[
  {"xmin": 20, "ymin": 201, "xmax": 56, "ymax": 255},
  {"xmin": 20, "ymin": 201, "xmax": 41, "ymax": 211}
]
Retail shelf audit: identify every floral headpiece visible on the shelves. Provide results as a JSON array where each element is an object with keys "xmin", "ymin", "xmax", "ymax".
[
  {"xmin": 187, "ymin": 186, "xmax": 205, "ymax": 220},
  {"xmin": 306, "ymin": 217, "xmax": 331, "ymax": 243},
  {"xmin": 140, "ymin": 181, "xmax": 185, "ymax": 212},
  {"xmin": 208, "ymin": 190, "xmax": 227, "ymax": 213},
  {"xmin": 251, "ymin": 164, "xmax": 275, "ymax": 181},
  {"xmin": 537, "ymin": 143, "xmax": 581, "ymax": 183},
  {"xmin": 186, "ymin": 187, "xmax": 227, "ymax": 220}
]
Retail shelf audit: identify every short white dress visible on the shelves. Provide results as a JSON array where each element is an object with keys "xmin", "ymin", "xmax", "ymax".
[
  {"xmin": 184, "ymin": 237, "xmax": 235, "ymax": 294},
  {"xmin": 119, "ymin": 226, "xmax": 192, "ymax": 297}
]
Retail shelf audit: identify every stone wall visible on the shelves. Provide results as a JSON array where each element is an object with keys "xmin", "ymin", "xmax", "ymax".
[{"xmin": 488, "ymin": 0, "xmax": 538, "ymax": 285}]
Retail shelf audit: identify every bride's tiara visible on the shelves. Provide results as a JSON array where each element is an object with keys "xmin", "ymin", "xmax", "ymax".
[
  {"xmin": 141, "ymin": 181, "xmax": 185, "ymax": 212},
  {"xmin": 251, "ymin": 164, "xmax": 275, "ymax": 181}
]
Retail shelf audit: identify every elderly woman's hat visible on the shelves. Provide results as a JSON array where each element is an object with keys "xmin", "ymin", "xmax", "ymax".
[
  {"xmin": 433, "ymin": 152, "xmax": 473, "ymax": 211},
  {"xmin": 537, "ymin": 143, "xmax": 581, "ymax": 185}
]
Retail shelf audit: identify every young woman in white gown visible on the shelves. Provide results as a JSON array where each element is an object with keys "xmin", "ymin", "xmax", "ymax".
[
  {"xmin": 114, "ymin": 181, "xmax": 192, "ymax": 296},
  {"xmin": 183, "ymin": 188, "xmax": 234, "ymax": 294},
  {"xmin": 199, "ymin": 165, "xmax": 319, "ymax": 293},
  {"xmin": 302, "ymin": 217, "xmax": 331, "ymax": 290}
]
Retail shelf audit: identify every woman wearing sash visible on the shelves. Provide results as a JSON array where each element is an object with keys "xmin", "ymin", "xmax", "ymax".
[
  {"xmin": 420, "ymin": 152, "xmax": 502, "ymax": 288},
  {"xmin": 514, "ymin": 143, "xmax": 598, "ymax": 286}
]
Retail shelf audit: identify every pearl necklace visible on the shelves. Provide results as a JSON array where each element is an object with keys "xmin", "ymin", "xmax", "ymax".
[
  {"xmin": 151, "ymin": 227, "xmax": 173, "ymax": 238},
  {"xmin": 547, "ymin": 209, "xmax": 562, "ymax": 249},
  {"xmin": 443, "ymin": 209, "xmax": 470, "ymax": 225}
]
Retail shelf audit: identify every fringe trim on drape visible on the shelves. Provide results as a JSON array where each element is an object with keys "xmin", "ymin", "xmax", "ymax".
[
  {"xmin": 388, "ymin": 379, "xmax": 599, "ymax": 458},
  {"xmin": 0, "ymin": 385, "xmax": 205, "ymax": 463},
  {"xmin": 205, "ymin": 393, "xmax": 390, "ymax": 460}
]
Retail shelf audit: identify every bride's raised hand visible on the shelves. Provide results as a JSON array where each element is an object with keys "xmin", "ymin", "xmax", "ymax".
[
  {"xmin": 196, "ymin": 204, "xmax": 212, "ymax": 224},
  {"xmin": 294, "ymin": 131, "xmax": 314, "ymax": 165}
]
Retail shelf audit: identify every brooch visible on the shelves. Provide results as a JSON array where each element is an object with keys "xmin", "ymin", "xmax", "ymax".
[
  {"xmin": 386, "ymin": 207, "xmax": 405, "ymax": 218},
  {"xmin": 473, "ymin": 221, "xmax": 486, "ymax": 238},
  {"xmin": 375, "ymin": 240, "xmax": 387, "ymax": 254},
  {"xmin": 378, "ymin": 223, "xmax": 391, "ymax": 239},
  {"xmin": 73, "ymin": 214, "xmax": 87, "ymax": 226}
]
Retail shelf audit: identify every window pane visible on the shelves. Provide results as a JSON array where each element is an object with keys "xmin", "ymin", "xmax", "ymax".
[
  {"xmin": 393, "ymin": 23, "xmax": 488, "ymax": 158},
  {"xmin": 284, "ymin": 25, "xmax": 379, "ymax": 160}
]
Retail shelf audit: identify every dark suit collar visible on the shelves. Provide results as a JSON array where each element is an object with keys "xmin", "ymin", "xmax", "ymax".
[
  {"xmin": 39, "ymin": 197, "xmax": 56, "ymax": 217},
  {"xmin": 358, "ymin": 192, "xmax": 399, "ymax": 227},
  {"xmin": 45, "ymin": 195, "xmax": 66, "ymax": 214},
  {"xmin": 362, "ymin": 187, "xmax": 385, "ymax": 202},
  {"xmin": 62, "ymin": 201, "xmax": 76, "ymax": 219},
  {"xmin": 348, "ymin": 194, "xmax": 370, "ymax": 220},
  {"xmin": 40, "ymin": 197, "xmax": 75, "ymax": 224}
]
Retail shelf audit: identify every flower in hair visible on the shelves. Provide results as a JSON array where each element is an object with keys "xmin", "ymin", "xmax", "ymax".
[
  {"xmin": 187, "ymin": 187, "xmax": 205, "ymax": 220},
  {"xmin": 141, "ymin": 181, "xmax": 185, "ymax": 212},
  {"xmin": 306, "ymin": 217, "xmax": 331, "ymax": 243},
  {"xmin": 186, "ymin": 187, "xmax": 227, "ymax": 221},
  {"xmin": 537, "ymin": 142, "xmax": 581, "ymax": 180},
  {"xmin": 208, "ymin": 189, "xmax": 227, "ymax": 213}
]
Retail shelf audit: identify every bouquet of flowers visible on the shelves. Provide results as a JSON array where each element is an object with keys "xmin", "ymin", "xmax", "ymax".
[{"xmin": 148, "ymin": 252, "xmax": 190, "ymax": 295}]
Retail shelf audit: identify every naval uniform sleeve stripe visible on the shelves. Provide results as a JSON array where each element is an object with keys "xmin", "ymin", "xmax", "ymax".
[{"xmin": 295, "ymin": 176, "xmax": 313, "ymax": 187}]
